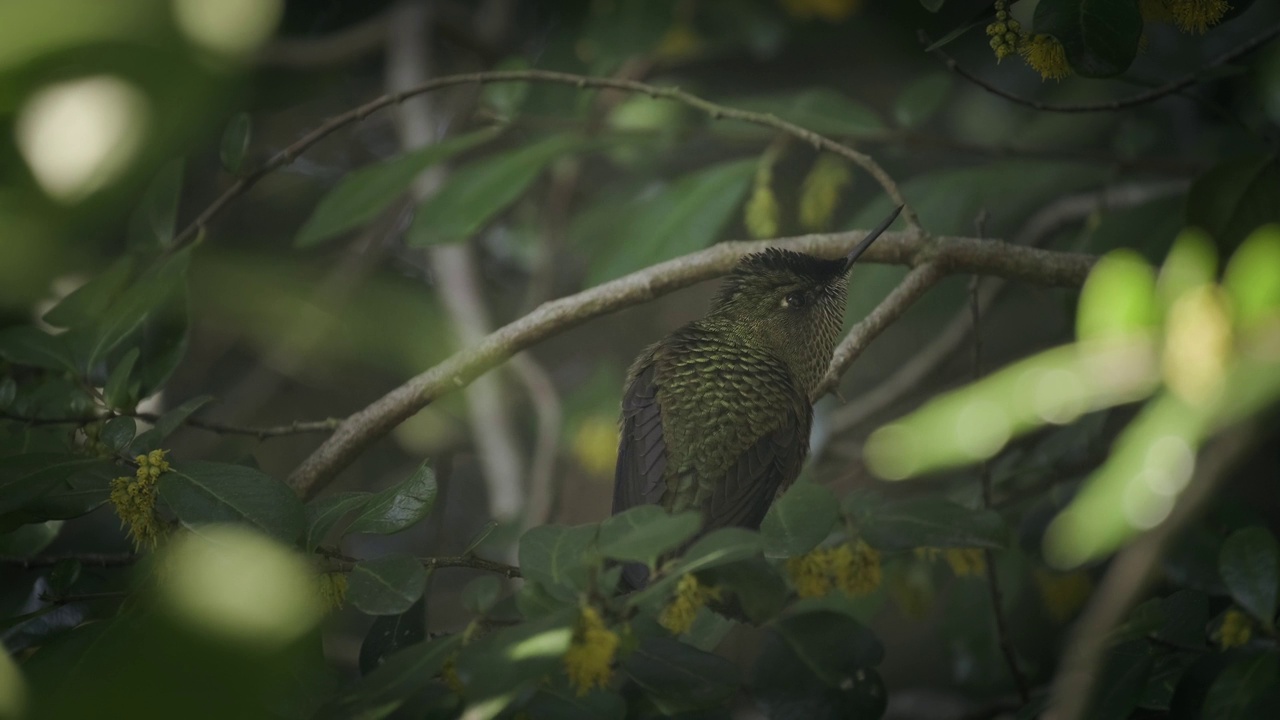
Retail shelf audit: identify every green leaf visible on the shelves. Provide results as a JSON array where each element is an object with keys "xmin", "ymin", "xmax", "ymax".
[
  {"xmin": 771, "ymin": 609, "xmax": 884, "ymax": 684},
  {"xmin": 130, "ymin": 395, "xmax": 213, "ymax": 453},
  {"xmin": 893, "ymin": 73, "xmax": 951, "ymax": 128},
  {"xmin": 698, "ymin": 557, "xmax": 791, "ymax": 624},
  {"xmin": 345, "ymin": 463, "xmax": 437, "ymax": 536},
  {"xmin": 1077, "ymin": 250, "xmax": 1159, "ymax": 343},
  {"xmin": 347, "ymin": 554, "xmax": 429, "ymax": 616},
  {"xmin": 1034, "ymin": 0, "xmax": 1142, "ymax": 78},
  {"xmin": 103, "ymin": 347, "xmax": 139, "ymax": 409},
  {"xmin": 920, "ymin": 0, "xmax": 946, "ymax": 10},
  {"xmin": 518, "ymin": 523, "xmax": 598, "ymax": 598},
  {"xmin": 522, "ymin": 684, "xmax": 626, "ymax": 720},
  {"xmin": 84, "ymin": 249, "xmax": 191, "ymax": 371},
  {"xmin": 630, "ymin": 528, "xmax": 767, "ymax": 608},
  {"xmin": 1159, "ymin": 230, "xmax": 1218, "ymax": 309},
  {"xmin": 1218, "ymin": 527, "xmax": 1279, "ymax": 629},
  {"xmin": 159, "ymin": 461, "xmax": 305, "ymax": 543},
  {"xmin": 622, "ymin": 637, "xmax": 739, "ymax": 713},
  {"xmin": 0, "ymin": 454, "xmax": 117, "ymax": 528},
  {"xmin": 1154, "ymin": 589, "xmax": 1211, "ymax": 648},
  {"xmin": 219, "ymin": 112, "xmax": 251, "ymax": 175},
  {"xmin": 481, "ymin": 57, "xmax": 531, "ymax": 119},
  {"xmin": 296, "ymin": 129, "xmax": 498, "ymax": 248},
  {"xmin": 127, "ymin": 159, "xmax": 184, "ymax": 250},
  {"xmin": 302, "ymin": 491, "xmax": 370, "ymax": 552},
  {"xmin": 752, "ymin": 625, "xmax": 887, "ymax": 720},
  {"xmin": 0, "ymin": 326, "xmax": 77, "ymax": 372},
  {"xmin": 585, "ymin": 158, "xmax": 756, "ymax": 283},
  {"xmin": 761, "ymin": 482, "xmax": 840, "ymax": 556},
  {"xmin": 719, "ymin": 89, "xmax": 885, "ymax": 138},
  {"xmin": 596, "ymin": 506, "xmax": 700, "ymax": 566},
  {"xmin": 515, "ymin": 579, "xmax": 573, "ymax": 620},
  {"xmin": 461, "ymin": 576, "xmax": 503, "ymax": 614},
  {"xmin": 99, "ymin": 416, "xmax": 136, "ymax": 454},
  {"xmin": 321, "ymin": 635, "xmax": 460, "ymax": 719},
  {"xmin": 0, "ymin": 520, "xmax": 63, "ymax": 557},
  {"xmin": 1224, "ymin": 224, "xmax": 1280, "ymax": 330},
  {"xmin": 1187, "ymin": 154, "xmax": 1280, "ymax": 250},
  {"xmin": 453, "ymin": 609, "xmax": 575, "ymax": 702},
  {"xmin": 358, "ymin": 598, "xmax": 426, "ymax": 675},
  {"xmin": 42, "ymin": 258, "xmax": 134, "ymax": 329},
  {"xmin": 859, "ymin": 498, "xmax": 1006, "ymax": 552},
  {"xmin": 407, "ymin": 134, "xmax": 579, "ymax": 246},
  {"xmin": 1201, "ymin": 653, "xmax": 1280, "ymax": 719},
  {"xmin": 1091, "ymin": 640, "xmax": 1153, "ymax": 719}
]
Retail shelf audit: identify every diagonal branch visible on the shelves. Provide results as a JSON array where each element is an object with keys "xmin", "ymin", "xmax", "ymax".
[
  {"xmin": 288, "ymin": 230, "xmax": 1097, "ymax": 499},
  {"xmin": 167, "ymin": 69, "xmax": 919, "ymax": 256}
]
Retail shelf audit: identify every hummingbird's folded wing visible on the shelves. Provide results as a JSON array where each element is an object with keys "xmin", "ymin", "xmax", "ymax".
[
  {"xmin": 612, "ymin": 362, "xmax": 667, "ymax": 515},
  {"xmin": 704, "ymin": 403, "xmax": 809, "ymax": 531}
]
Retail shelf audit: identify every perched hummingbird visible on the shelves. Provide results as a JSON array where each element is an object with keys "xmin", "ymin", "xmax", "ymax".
[{"xmin": 612, "ymin": 205, "xmax": 903, "ymax": 589}]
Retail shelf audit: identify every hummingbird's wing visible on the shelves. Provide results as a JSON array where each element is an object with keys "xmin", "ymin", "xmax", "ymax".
[
  {"xmin": 704, "ymin": 403, "xmax": 809, "ymax": 531},
  {"xmin": 612, "ymin": 362, "xmax": 667, "ymax": 515}
]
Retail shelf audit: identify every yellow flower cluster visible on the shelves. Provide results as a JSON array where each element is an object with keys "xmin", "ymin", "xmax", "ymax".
[
  {"xmin": 745, "ymin": 182, "xmax": 781, "ymax": 239},
  {"xmin": 1150, "ymin": 0, "xmax": 1231, "ymax": 34},
  {"xmin": 108, "ymin": 449, "xmax": 171, "ymax": 550},
  {"xmin": 316, "ymin": 571, "xmax": 348, "ymax": 611},
  {"xmin": 1217, "ymin": 608, "xmax": 1252, "ymax": 649},
  {"xmin": 985, "ymin": 1, "xmax": 1072, "ymax": 81},
  {"xmin": 799, "ymin": 154, "xmax": 852, "ymax": 232},
  {"xmin": 985, "ymin": 2, "xmax": 1025, "ymax": 61},
  {"xmin": 786, "ymin": 541, "xmax": 881, "ymax": 598},
  {"xmin": 916, "ymin": 547, "xmax": 988, "ymax": 576},
  {"xmin": 1033, "ymin": 568, "xmax": 1094, "ymax": 622},
  {"xmin": 659, "ymin": 574, "xmax": 721, "ymax": 635},
  {"xmin": 780, "ymin": 0, "xmax": 862, "ymax": 24},
  {"xmin": 563, "ymin": 605, "xmax": 619, "ymax": 696},
  {"xmin": 441, "ymin": 655, "xmax": 465, "ymax": 694},
  {"xmin": 571, "ymin": 417, "xmax": 618, "ymax": 478}
]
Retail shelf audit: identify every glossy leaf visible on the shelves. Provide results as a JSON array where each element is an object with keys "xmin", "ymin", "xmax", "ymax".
[
  {"xmin": 99, "ymin": 416, "xmax": 136, "ymax": 454},
  {"xmin": 159, "ymin": 461, "xmax": 305, "ymax": 543},
  {"xmin": 518, "ymin": 523, "xmax": 597, "ymax": 598},
  {"xmin": 760, "ymin": 481, "xmax": 840, "ymax": 556},
  {"xmin": 407, "ymin": 134, "xmax": 579, "ymax": 246},
  {"xmin": 219, "ymin": 112, "xmax": 251, "ymax": 175},
  {"xmin": 859, "ymin": 497, "xmax": 1006, "ymax": 552},
  {"xmin": 359, "ymin": 598, "xmax": 426, "ymax": 675},
  {"xmin": 1218, "ymin": 527, "xmax": 1279, "ymax": 629},
  {"xmin": 130, "ymin": 395, "xmax": 213, "ymax": 453},
  {"xmin": 103, "ymin": 347, "xmax": 139, "ymax": 409},
  {"xmin": 1034, "ymin": 0, "xmax": 1142, "ymax": 78},
  {"xmin": 347, "ymin": 555, "xmax": 429, "ymax": 616},
  {"xmin": 296, "ymin": 129, "xmax": 498, "ymax": 248},
  {"xmin": 302, "ymin": 491, "xmax": 370, "ymax": 552},
  {"xmin": 345, "ymin": 463, "xmax": 437, "ymax": 536},
  {"xmin": 596, "ymin": 506, "xmax": 700, "ymax": 566}
]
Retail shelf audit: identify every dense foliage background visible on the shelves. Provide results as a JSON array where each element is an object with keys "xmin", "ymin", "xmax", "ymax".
[{"xmin": 2, "ymin": 1, "xmax": 1280, "ymax": 718}]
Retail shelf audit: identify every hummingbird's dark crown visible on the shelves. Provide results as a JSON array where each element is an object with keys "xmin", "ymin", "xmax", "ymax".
[{"xmin": 714, "ymin": 248, "xmax": 849, "ymax": 307}]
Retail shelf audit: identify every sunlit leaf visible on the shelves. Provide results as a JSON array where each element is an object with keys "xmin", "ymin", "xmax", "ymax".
[
  {"xmin": 1158, "ymin": 229, "xmax": 1218, "ymax": 309},
  {"xmin": 345, "ymin": 463, "xmax": 437, "ymax": 536},
  {"xmin": 1077, "ymin": 250, "xmax": 1159, "ymax": 343},
  {"xmin": 1224, "ymin": 224, "xmax": 1280, "ymax": 330}
]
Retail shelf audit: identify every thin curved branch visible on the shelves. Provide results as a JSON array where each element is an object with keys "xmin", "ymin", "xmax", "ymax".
[
  {"xmin": 923, "ymin": 25, "xmax": 1280, "ymax": 114},
  {"xmin": 168, "ymin": 69, "xmax": 919, "ymax": 255},
  {"xmin": 289, "ymin": 230, "xmax": 1097, "ymax": 499}
]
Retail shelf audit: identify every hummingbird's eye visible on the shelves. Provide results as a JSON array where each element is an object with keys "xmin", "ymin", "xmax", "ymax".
[{"xmin": 781, "ymin": 292, "xmax": 807, "ymax": 310}]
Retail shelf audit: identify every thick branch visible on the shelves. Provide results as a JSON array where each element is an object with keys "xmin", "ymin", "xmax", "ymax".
[{"xmin": 289, "ymin": 230, "xmax": 1096, "ymax": 498}]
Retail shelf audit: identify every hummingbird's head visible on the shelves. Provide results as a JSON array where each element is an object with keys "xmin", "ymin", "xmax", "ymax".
[{"xmin": 708, "ymin": 205, "xmax": 902, "ymax": 391}]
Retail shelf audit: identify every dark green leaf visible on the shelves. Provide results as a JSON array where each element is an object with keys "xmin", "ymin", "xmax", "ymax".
[
  {"xmin": 515, "ymin": 578, "xmax": 572, "ymax": 619},
  {"xmin": 1142, "ymin": 651, "xmax": 1199, "ymax": 711},
  {"xmin": 103, "ymin": 347, "xmax": 139, "ymax": 409},
  {"xmin": 0, "ymin": 454, "xmax": 117, "ymax": 529},
  {"xmin": 130, "ymin": 395, "xmax": 213, "ymax": 453},
  {"xmin": 698, "ymin": 557, "xmax": 790, "ymax": 624},
  {"xmin": 0, "ymin": 326, "xmax": 77, "ymax": 372},
  {"xmin": 1034, "ymin": 0, "xmax": 1142, "ymax": 78},
  {"xmin": 84, "ymin": 249, "xmax": 190, "ymax": 371},
  {"xmin": 0, "ymin": 377, "xmax": 14, "ymax": 408},
  {"xmin": 622, "ymin": 637, "xmax": 739, "ymax": 713},
  {"xmin": 522, "ymin": 684, "xmax": 626, "ymax": 720},
  {"xmin": 463, "ymin": 519, "xmax": 499, "ymax": 555},
  {"xmin": 859, "ymin": 497, "xmax": 1006, "ymax": 552},
  {"xmin": 454, "ymin": 609, "xmax": 575, "ymax": 701},
  {"xmin": 1187, "ymin": 154, "xmax": 1280, "ymax": 251},
  {"xmin": 42, "ymin": 258, "xmax": 134, "ymax": 329},
  {"xmin": 407, "ymin": 134, "xmax": 579, "ymax": 246},
  {"xmin": 359, "ymin": 598, "xmax": 426, "ymax": 675},
  {"xmin": 718, "ymin": 89, "xmax": 884, "ymax": 138},
  {"xmin": 345, "ymin": 463, "xmax": 437, "ymax": 536},
  {"xmin": 1154, "ymin": 590, "xmax": 1210, "ymax": 648},
  {"xmin": 1201, "ymin": 653, "xmax": 1280, "ymax": 719},
  {"xmin": 1091, "ymin": 640, "xmax": 1154, "ymax": 720},
  {"xmin": 296, "ymin": 129, "xmax": 498, "ymax": 248},
  {"xmin": 302, "ymin": 491, "xmax": 370, "ymax": 552},
  {"xmin": 158, "ymin": 461, "xmax": 305, "ymax": 543},
  {"xmin": 772, "ymin": 608, "xmax": 885, "ymax": 680},
  {"xmin": 630, "ymin": 528, "xmax": 767, "ymax": 609},
  {"xmin": 347, "ymin": 554, "xmax": 429, "ymax": 616},
  {"xmin": 99, "ymin": 416, "xmax": 136, "ymax": 454},
  {"xmin": 321, "ymin": 635, "xmax": 460, "ymax": 719},
  {"xmin": 761, "ymin": 482, "xmax": 840, "ymax": 556},
  {"xmin": 752, "ymin": 626, "xmax": 887, "ymax": 720},
  {"xmin": 893, "ymin": 73, "xmax": 951, "ymax": 128},
  {"xmin": 1219, "ymin": 526, "xmax": 1279, "ymax": 629},
  {"xmin": 0, "ymin": 521, "xmax": 63, "ymax": 557},
  {"xmin": 127, "ymin": 159, "xmax": 184, "ymax": 250},
  {"xmin": 219, "ymin": 112, "xmax": 251, "ymax": 175},
  {"xmin": 920, "ymin": 0, "xmax": 946, "ymax": 11},
  {"xmin": 596, "ymin": 506, "xmax": 700, "ymax": 566},
  {"xmin": 518, "ymin": 523, "xmax": 598, "ymax": 598},
  {"xmin": 461, "ymin": 575, "xmax": 502, "ymax": 614},
  {"xmin": 481, "ymin": 57, "xmax": 531, "ymax": 118}
]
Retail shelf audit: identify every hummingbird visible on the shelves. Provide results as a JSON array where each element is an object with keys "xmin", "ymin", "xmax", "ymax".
[{"xmin": 611, "ymin": 205, "xmax": 903, "ymax": 589}]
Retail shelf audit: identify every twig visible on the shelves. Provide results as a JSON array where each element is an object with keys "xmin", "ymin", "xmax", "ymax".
[
  {"xmin": 923, "ymin": 25, "xmax": 1280, "ymax": 114},
  {"xmin": 257, "ymin": 8, "xmax": 390, "ymax": 68},
  {"xmin": 0, "ymin": 409, "xmax": 341, "ymax": 439},
  {"xmin": 971, "ymin": 211, "xmax": 1032, "ymax": 704},
  {"xmin": 289, "ymin": 230, "xmax": 1098, "ymax": 499},
  {"xmin": 167, "ymin": 69, "xmax": 919, "ymax": 255},
  {"xmin": 1044, "ymin": 424, "xmax": 1260, "ymax": 720}
]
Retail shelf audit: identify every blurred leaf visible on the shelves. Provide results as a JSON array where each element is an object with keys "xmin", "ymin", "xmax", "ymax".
[
  {"xmin": 1187, "ymin": 155, "xmax": 1280, "ymax": 251},
  {"xmin": 347, "ymin": 554, "xmax": 429, "ymax": 616},
  {"xmin": 0, "ymin": 520, "xmax": 62, "ymax": 557},
  {"xmin": 127, "ymin": 159, "xmax": 184, "ymax": 250},
  {"xmin": 1077, "ymin": 250, "xmax": 1159, "ymax": 342},
  {"xmin": 772, "ymin": 608, "xmax": 884, "ymax": 680},
  {"xmin": 586, "ymin": 158, "xmax": 755, "ymax": 283},
  {"xmin": 47, "ymin": 558, "xmax": 80, "ymax": 596},
  {"xmin": 461, "ymin": 576, "xmax": 502, "ymax": 614},
  {"xmin": 359, "ymin": 598, "xmax": 426, "ymax": 675},
  {"xmin": 920, "ymin": 0, "xmax": 946, "ymax": 11},
  {"xmin": 453, "ymin": 609, "xmax": 574, "ymax": 701},
  {"xmin": 1223, "ymin": 224, "xmax": 1280, "ymax": 329},
  {"xmin": 296, "ymin": 128, "xmax": 498, "ymax": 248},
  {"xmin": 0, "ymin": 326, "xmax": 77, "ymax": 372},
  {"xmin": 760, "ymin": 482, "xmax": 840, "ymax": 556},
  {"xmin": 893, "ymin": 73, "xmax": 951, "ymax": 128},
  {"xmin": 1090, "ymin": 640, "xmax": 1154, "ymax": 719},
  {"xmin": 159, "ymin": 461, "xmax": 305, "ymax": 543},
  {"xmin": 0, "ymin": 455, "xmax": 116, "ymax": 531},
  {"xmin": 859, "ymin": 497, "xmax": 1006, "ymax": 552},
  {"xmin": 515, "ymin": 579, "xmax": 573, "ymax": 620},
  {"xmin": 321, "ymin": 635, "xmax": 460, "ymax": 719},
  {"xmin": 1201, "ymin": 653, "xmax": 1280, "ymax": 719},
  {"xmin": 719, "ymin": 89, "xmax": 884, "ymax": 138},
  {"xmin": 130, "ymin": 395, "xmax": 213, "ymax": 453},
  {"xmin": 302, "ymin": 491, "xmax": 370, "ymax": 552},
  {"xmin": 522, "ymin": 683, "xmax": 626, "ymax": 720},
  {"xmin": 99, "ymin": 416, "xmax": 136, "ymax": 454},
  {"xmin": 631, "ymin": 528, "xmax": 766, "ymax": 608},
  {"xmin": 407, "ymin": 134, "xmax": 580, "ymax": 246},
  {"xmin": 42, "ymin": 258, "xmax": 134, "ymax": 330},
  {"xmin": 219, "ymin": 112, "xmax": 251, "ymax": 175},
  {"xmin": 1159, "ymin": 230, "xmax": 1218, "ymax": 308},
  {"xmin": 622, "ymin": 637, "xmax": 739, "ymax": 714},
  {"xmin": 481, "ymin": 58, "xmax": 531, "ymax": 119},
  {"xmin": 518, "ymin": 523, "xmax": 597, "ymax": 598},
  {"xmin": 596, "ymin": 506, "xmax": 700, "ymax": 566},
  {"xmin": 1034, "ymin": 0, "xmax": 1142, "ymax": 77},
  {"xmin": 699, "ymin": 557, "xmax": 791, "ymax": 624},
  {"xmin": 463, "ymin": 519, "xmax": 499, "ymax": 555},
  {"xmin": 103, "ymin": 347, "xmax": 139, "ymax": 409},
  {"xmin": 345, "ymin": 463, "xmax": 437, "ymax": 536},
  {"xmin": 1218, "ymin": 527, "xmax": 1279, "ymax": 629},
  {"xmin": 1154, "ymin": 590, "xmax": 1211, "ymax": 648},
  {"xmin": 82, "ymin": 249, "xmax": 190, "ymax": 372},
  {"xmin": 752, "ymin": 624, "xmax": 887, "ymax": 720},
  {"xmin": 1142, "ymin": 650, "xmax": 1199, "ymax": 711}
]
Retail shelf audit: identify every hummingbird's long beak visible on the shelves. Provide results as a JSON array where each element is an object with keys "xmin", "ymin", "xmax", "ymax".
[{"xmin": 842, "ymin": 204, "xmax": 903, "ymax": 274}]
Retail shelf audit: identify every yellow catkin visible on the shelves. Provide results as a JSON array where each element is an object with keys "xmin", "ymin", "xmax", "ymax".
[
  {"xmin": 109, "ymin": 449, "xmax": 172, "ymax": 550},
  {"xmin": 798, "ymin": 154, "xmax": 851, "ymax": 231},
  {"xmin": 563, "ymin": 605, "xmax": 619, "ymax": 696},
  {"xmin": 745, "ymin": 183, "xmax": 781, "ymax": 239},
  {"xmin": 1166, "ymin": 0, "xmax": 1230, "ymax": 34},
  {"xmin": 944, "ymin": 548, "xmax": 987, "ymax": 577},
  {"xmin": 571, "ymin": 417, "xmax": 619, "ymax": 477},
  {"xmin": 659, "ymin": 574, "xmax": 721, "ymax": 634},
  {"xmin": 1217, "ymin": 608, "xmax": 1252, "ymax": 649},
  {"xmin": 787, "ymin": 542, "xmax": 882, "ymax": 598},
  {"xmin": 442, "ymin": 655, "xmax": 465, "ymax": 694},
  {"xmin": 787, "ymin": 548, "xmax": 835, "ymax": 598},
  {"xmin": 1021, "ymin": 34, "xmax": 1072, "ymax": 81},
  {"xmin": 317, "ymin": 572, "xmax": 348, "ymax": 611}
]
